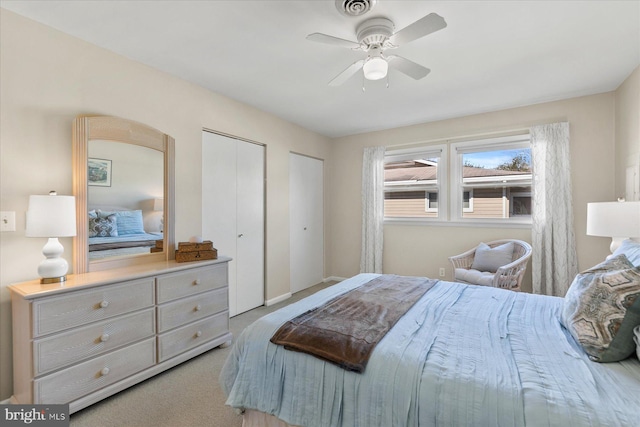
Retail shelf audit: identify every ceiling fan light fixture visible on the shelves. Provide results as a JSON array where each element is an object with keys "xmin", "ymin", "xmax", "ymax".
[{"xmin": 363, "ymin": 55, "xmax": 388, "ymax": 80}]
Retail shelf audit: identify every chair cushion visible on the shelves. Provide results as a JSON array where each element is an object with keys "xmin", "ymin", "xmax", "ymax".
[
  {"xmin": 471, "ymin": 242, "xmax": 514, "ymax": 272},
  {"xmin": 561, "ymin": 254, "xmax": 640, "ymax": 362},
  {"xmin": 455, "ymin": 268, "xmax": 495, "ymax": 287}
]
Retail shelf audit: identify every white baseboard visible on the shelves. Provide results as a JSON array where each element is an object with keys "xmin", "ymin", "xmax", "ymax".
[
  {"xmin": 265, "ymin": 292, "xmax": 292, "ymax": 306},
  {"xmin": 324, "ymin": 276, "xmax": 347, "ymax": 282},
  {"xmin": 1, "ymin": 398, "xmax": 11, "ymax": 404}
]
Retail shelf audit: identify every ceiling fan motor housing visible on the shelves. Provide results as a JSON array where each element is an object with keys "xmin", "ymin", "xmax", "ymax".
[{"xmin": 356, "ymin": 17, "xmax": 394, "ymax": 47}]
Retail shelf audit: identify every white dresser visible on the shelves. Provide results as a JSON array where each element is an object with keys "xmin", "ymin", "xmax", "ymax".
[{"xmin": 9, "ymin": 257, "xmax": 232, "ymax": 413}]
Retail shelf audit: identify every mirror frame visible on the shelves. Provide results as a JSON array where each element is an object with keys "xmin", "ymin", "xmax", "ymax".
[{"xmin": 73, "ymin": 115, "xmax": 175, "ymax": 273}]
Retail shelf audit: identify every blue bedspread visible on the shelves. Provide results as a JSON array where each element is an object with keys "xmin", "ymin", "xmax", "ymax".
[{"xmin": 220, "ymin": 274, "xmax": 640, "ymax": 427}]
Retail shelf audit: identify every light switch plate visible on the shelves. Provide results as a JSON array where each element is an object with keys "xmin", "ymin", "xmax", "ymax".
[{"xmin": 0, "ymin": 211, "xmax": 16, "ymax": 232}]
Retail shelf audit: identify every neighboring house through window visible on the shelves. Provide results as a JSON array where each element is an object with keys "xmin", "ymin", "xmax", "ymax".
[
  {"xmin": 383, "ymin": 145, "xmax": 446, "ymax": 220},
  {"xmin": 384, "ymin": 134, "xmax": 532, "ymax": 224}
]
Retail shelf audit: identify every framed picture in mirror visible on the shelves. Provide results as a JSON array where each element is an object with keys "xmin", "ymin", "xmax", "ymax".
[{"xmin": 88, "ymin": 158, "xmax": 112, "ymax": 187}]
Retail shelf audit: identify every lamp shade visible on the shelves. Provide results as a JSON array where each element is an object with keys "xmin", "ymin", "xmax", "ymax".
[
  {"xmin": 153, "ymin": 198, "xmax": 164, "ymax": 211},
  {"xmin": 26, "ymin": 193, "xmax": 77, "ymax": 237},
  {"xmin": 587, "ymin": 201, "xmax": 640, "ymax": 238}
]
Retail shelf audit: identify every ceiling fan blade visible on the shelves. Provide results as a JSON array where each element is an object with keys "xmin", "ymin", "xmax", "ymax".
[
  {"xmin": 306, "ymin": 33, "xmax": 361, "ymax": 49},
  {"xmin": 387, "ymin": 55, "xmax": 431, "ymax": 80},
  {"xmin": 389, "ymin": 13, "xmax": 447, "ymax": 46},
  {"xmin": 328, "ymin": 59, "xmax": 365, "ymax": 86}
]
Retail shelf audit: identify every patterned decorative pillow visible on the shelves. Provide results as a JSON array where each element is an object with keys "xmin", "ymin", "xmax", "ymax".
[
  {"xmin": 89, "ymin": 214, "xmax": 118, "ymax": 237},
  {"xmin": 561, "ymin": 255, "xmax": 640, "ymax": 362}
]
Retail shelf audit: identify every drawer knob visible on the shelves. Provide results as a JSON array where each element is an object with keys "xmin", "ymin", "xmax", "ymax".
[
  {"xmin": 193, "ymin": 279, "xmax": 201, "ymax": 286},
  {"xmin": 195, "ymin": 330, "xmax": 202, "ymax": 338},
  {"xmin": 100, "ymin": 334, "xmax": 110, "ymax": 342},
  {"xmin": 100, "ymin": 367, "xmax": 110, "ymax": 376},
  {"xmin": 195, "ymin": 304, "xmax": 202, "ymax": 312},
  {"xmin": 99, "ymin": 300, "xmax": 109, "ymax": 308}
]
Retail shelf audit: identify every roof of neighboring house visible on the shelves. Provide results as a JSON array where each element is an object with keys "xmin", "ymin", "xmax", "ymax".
[{"xmin": 385, "ymin": 162, "xmax": 530, "ymax": 182}]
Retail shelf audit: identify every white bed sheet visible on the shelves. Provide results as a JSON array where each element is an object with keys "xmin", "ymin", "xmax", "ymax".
[{"xmin": 221, "ymin": 274, "xmax": 640, "ymax": 427}]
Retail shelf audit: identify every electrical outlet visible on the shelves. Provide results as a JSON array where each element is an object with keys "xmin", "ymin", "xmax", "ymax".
[
  {"xmin": 439, "ymin": 267, "xmax": 445, "ymax": 277},
  {"xmin": 0, "ymin": 211, "xmax": 16, "ymax": 232}
]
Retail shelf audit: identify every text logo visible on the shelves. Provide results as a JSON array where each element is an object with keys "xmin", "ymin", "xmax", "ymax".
[{"xmin": 0, "ymin": 405, "xmax": 69, "ymax": 427}]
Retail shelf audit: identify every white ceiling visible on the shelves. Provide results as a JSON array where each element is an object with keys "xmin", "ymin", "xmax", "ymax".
[{"xmin": 2, "ymin": 0, "xmax": 639, "ymax": 138}]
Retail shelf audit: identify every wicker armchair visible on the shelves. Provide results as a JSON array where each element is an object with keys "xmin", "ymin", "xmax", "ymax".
[{"xmin": 448, "ymin": 239, "xmax": 532, "ymax": 291}]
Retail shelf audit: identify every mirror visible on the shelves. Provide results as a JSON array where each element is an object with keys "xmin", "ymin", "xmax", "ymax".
[{"xmin": 73, "ymin": 116, "xmax": 175, "ymax": 273}]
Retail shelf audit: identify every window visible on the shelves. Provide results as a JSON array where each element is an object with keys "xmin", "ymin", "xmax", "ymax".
[
  {"xmin": 462, "ymin": 190, "xmax": 473, "ymax": 212},
  {"xmin": 383, "ymin": 134, "xmax": 532, "ymax": 225},
  {"xmin": 383, "ymin": 145, "xmax": 447, "ymax": 220},
  {"xmin": 451, "ymin": 135, "xmax": 532, "ymax": 222},
  {"xmin": 425, "ymin": 192, "xmax": 438, "ymax": 212},
  {"xmin": 510, "ymin": 192, "xmax": 532, "ymax": 216}
]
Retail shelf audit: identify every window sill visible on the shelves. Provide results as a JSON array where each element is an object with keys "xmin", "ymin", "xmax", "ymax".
[{"xmin": 384, "ymin": 218, "xmax": 532, "ymax": 229}]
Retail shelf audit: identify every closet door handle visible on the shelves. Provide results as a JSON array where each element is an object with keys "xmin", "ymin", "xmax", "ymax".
[{"xmin": 238, "ymin": 233, "xmax": 244, "ymax": 238}]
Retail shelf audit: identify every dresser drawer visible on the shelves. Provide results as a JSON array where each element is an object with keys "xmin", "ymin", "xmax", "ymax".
[
  {"xmin": 156, "ymin": 264, "xmax": 227, "ymax": 303},
  {"xmin": 34, "ymin": 338, "xmax": 155, "ymax": 404},
  {"xmin": 33, "ymin": 278, "xmax": 155, "ymax": 337},
  {"xmin": 157, "ymin": 287, "xmax": 228, "ymax": 333},
  {"xmin": 33, "ymin": 309, "xmax": 155, "ymax": 376},
  {"xmin": 157, "ymin": 311, "xmax": 229, "ymax": 362}
]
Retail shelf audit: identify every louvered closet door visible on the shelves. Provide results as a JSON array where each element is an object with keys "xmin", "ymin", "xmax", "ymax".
[{"xmin": 202, "ymin": 131, "xmax": 264, "ymax": 317}]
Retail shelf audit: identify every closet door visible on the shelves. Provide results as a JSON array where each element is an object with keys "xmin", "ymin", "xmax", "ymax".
[
  {"xmin": 235, "ymin": 141, "xmax": 265, "ymax": 314},
  {"xmin": 202, "ymin": 131, "xmax": 264, "ymax": 316},
  {"xmin": 290, "ymin": 153, "xmax": 324, "ymax": 293}
]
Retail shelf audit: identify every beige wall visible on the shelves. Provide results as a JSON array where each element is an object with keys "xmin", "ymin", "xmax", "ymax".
[
  {"xmin": 0, "ymin": 10, "xmax": 332, "ymax": 401},
  {"xmin": 0, "ymin": 7, "xmax": 633, "ymax": 404},
  {"xmin": 329, "ymin": 93, "xmax": 617, "ymax": 289},
  {"xmin": 615, "ymin": 66, "xmax": 640, "ymax": 198}
]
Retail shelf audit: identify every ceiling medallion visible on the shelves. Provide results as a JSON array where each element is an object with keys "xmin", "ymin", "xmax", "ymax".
[{"xmin": 335, "ymin": 0, "xmax": 377, "ymax": 17}]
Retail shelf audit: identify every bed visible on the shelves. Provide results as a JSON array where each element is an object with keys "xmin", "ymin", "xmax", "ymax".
[
  {"xmin": 88, "ymin": 207, "xmax": 162, "ymax": 258},
  {"xmin": 220, "ymin": 244, "xmax": 640, "ymax": 427}
]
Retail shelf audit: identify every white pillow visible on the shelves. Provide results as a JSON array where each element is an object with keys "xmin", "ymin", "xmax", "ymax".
[
  {"xmin": 612, "ymin": 239, "xmax": 640, "ymax": 267},
  {"xmin": 471, "ymin": 242, "xmax": 514, "ymax": 273}
]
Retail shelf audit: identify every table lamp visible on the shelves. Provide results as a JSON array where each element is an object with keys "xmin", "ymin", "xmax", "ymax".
[
  {"xmin": 25, "ymin": 191, "xmax": 77, "ymax": 283},
  {"xmin": 587, "ymin": 200, "xmax": 640, "ymax": 253}
]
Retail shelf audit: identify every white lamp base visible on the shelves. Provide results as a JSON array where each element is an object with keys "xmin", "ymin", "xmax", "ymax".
[{"xmin": 38, "ymin": 237, "xmax": 69, "ymax": 284}]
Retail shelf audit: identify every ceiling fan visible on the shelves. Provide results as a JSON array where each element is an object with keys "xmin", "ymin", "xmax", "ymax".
[{"xmin": 307, "ymin": 13, "xmax": 447, "ymax": 86}]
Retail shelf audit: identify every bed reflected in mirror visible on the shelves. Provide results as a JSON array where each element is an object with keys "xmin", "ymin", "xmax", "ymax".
[{"xmin": 87, "ymin": 140, "xmax": 164, "ymax": 260}]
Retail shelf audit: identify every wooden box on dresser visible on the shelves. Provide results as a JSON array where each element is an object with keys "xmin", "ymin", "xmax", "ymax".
[{"xmin": 9, "ymin": 257, "xmax": 232, "ymax": 413}]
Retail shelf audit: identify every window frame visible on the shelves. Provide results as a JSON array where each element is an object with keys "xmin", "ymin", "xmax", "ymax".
[
  {"xmin": 450, "ymin": 135, "xmax": 532, "ymax": 225},
  {"xmin": 383, "ymin": 144, "xmax": 447, "ymax": 222}
]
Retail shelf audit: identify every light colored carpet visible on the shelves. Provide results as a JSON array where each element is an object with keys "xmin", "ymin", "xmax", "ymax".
[{"xmin": 69, "ymin": 281, "xmax": 335, "ymax": 427}]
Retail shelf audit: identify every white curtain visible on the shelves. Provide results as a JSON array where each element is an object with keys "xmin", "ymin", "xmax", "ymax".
[
  {"xmin": 360, "ymin": 146, "xmax": 386, "ymax": 273},
  {"xmin": 530, "ymin": 122, "xmax": 578, "ymax": 296}
]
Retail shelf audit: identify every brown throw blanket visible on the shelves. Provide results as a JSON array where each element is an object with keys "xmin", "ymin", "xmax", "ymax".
[{"xmin": 270, "ymin": 275, "xmax": 438, "ymax": 373}]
